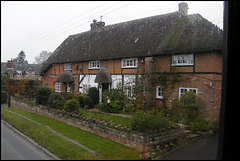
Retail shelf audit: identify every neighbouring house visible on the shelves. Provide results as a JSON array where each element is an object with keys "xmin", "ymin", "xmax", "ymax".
[
  {"xmin": 40, "ymin": 2, "xmax": 223, "ymax": 123},
  {"xmin": 1, "ymin": 58, "xmax": 42, "ymax": 80}
]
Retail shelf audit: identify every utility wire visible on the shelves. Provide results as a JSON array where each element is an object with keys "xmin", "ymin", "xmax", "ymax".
[
  {"xmin": 3, "ymin": 2, "xmax": 134, "ymax": 54},
  {"xmin": 2, "ymin": 2, "xmax": 122, "ymax": 54}
]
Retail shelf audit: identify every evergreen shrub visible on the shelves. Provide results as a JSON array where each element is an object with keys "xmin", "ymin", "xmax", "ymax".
[
  {"xmin": 64, "ymin": 99, "xmax": 80, "ymax": 113},
  {"xmin": 1, "ymin": 91, "xmax": 8, "ymax": 104},
  {"xmin": 131, "ymin": 110, "xmax": 170, "ymax": 132},
  {"xmin": 76, "ymin": 94, "xmax": 85, "ymax": 107},
  {"xmin": 87, "ymin": 87, "xmax": 99, "ymax": 105},
  {"xmin": 48, "ymin": 93, "xmax": 66, "ymax": 109},
  {"xmin": 35, "ymin": 86, "xmax": 51, "ymax": 106},
  {"xmin": 83, "ymin": 96, "xmax": 93, "ymax": 109}
]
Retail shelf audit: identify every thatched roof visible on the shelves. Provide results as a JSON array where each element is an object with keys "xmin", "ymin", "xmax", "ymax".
[
  {"xmin": 41, "ymin": 11, "xmax": 223, "ymax": 75},
  {"xmin": 57, "ymin": 70, "xmax": 74, "ymax": 83},
  {"xmin": 95, "ymin": 67, "xmax": 112, "ymax": 83}
]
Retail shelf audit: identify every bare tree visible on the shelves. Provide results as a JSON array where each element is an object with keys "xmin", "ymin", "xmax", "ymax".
[{"xmin": 34, "ymin": 51, "xmax": 52, "ymax": 64}]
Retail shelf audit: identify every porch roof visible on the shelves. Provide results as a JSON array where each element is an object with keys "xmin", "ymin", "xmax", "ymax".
[
  {"xmin": 57, "ymin": 71, "xmax": 74, "ymax": 83},
  {"xmin": 95, "ymin": 67, "xmax": 112, "ymax": 84}
]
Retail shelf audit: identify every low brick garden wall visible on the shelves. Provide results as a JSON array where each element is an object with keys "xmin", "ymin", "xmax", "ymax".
[{"xmin": 10, "ymin": 96, "xmax": 183, "ymax": 152}]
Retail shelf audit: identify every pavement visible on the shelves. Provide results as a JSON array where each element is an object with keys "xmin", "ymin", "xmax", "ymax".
[{"xmin": 161, "ymin": 135, "xmax": 219, "ymax": 160}]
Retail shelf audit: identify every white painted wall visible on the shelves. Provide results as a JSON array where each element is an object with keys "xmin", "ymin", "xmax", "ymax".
[{"xmin": 79, "ymin": 74, "xmax": 98, "ymax": 94}]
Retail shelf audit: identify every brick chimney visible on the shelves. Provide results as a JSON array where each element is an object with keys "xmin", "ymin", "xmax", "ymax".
[
  {"xmin": 7, "ymin": 58, "xmax": 17, "ymax": 68},
  {"xmin": 90, "ymin": 19, "xmax": 105, "ymax": 31},
  {"xmin": 178, "ymin": 2, "xmax": 189, "ymax": 16}
]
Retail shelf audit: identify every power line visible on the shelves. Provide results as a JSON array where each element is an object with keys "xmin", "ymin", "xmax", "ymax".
[
  {"xmin": 2, "ymin": 2, "xmax": 120, "ymax": 54},
  {"xmin": 23, "ymin": 2, "xmax": 135, "ymax": 51},
  {"xmin": 2, "ymin": 1, "xmax": 133, "ymax": 55}
]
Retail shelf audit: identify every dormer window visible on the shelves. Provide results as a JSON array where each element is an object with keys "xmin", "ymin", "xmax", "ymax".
[
  {"xmin": 64, "ymin": 63, "xmax": 72, "ymax": 71},
  {"xmin": 122, "ymin": 58, "xmax": 138, "ymax": 68},
  {"xmin": 89, "ymin": 61, "xmax": 100, "ymax": 69}
]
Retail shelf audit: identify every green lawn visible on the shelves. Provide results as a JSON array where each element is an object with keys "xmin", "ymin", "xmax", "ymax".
[{"xmin": 1, "ymin": 107, "xmax": 141, "ymax": 160}]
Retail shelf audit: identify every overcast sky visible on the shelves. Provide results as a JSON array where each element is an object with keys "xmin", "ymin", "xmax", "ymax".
[{"xmin": 1, "ymin": 1, "xmax": 223, "ymax": 64}]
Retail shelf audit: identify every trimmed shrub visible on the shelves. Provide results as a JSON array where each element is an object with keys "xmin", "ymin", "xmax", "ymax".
[
  {"xmin": 48, "ymin": 93, "xmax": 66, "ymax": 109},
  {"xmin": 87, "ymin": 87, "xmax": 99, "ymax": 105},
  {"xmin": 64, "ymin": 99, "xmax": 80, "ymax": 113},
  {"xmin": 83, "ymin": 96, "xmax": 93, "ymax": 109},
  {"xmin": 76, "ymin": 94, "xmax": 85, "ymax": 107},
  {"xmin": 35, "ymin": 86, "xmax": 51, "ymax": 106},
  {"xmin": 131, "ymin": 110, "xmax": 170, "ymax": 132},
  {"xmin": 1, "ymin": 91, "xmax": 8, "ymax": 104}
]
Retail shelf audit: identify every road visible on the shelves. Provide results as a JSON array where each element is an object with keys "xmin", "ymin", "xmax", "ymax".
[
  {"xmin": 1, "ymin": 121, "xmax": 55, "ymax": 160},
  {"xmin": 162, "ymin": 135, "xmax": 219, "ymax": 160}
]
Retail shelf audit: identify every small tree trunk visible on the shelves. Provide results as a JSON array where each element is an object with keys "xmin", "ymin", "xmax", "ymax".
[{"xmin": 8, "ymin": 95, "xmax": 11, "ymax": 107}]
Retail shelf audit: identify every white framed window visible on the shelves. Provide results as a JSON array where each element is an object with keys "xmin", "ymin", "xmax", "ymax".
[
  {"xmin": 172, "ymin": 54, "xmax": 194, "ymax": 66},
  {"xmin": 89, "ymin": 61, "xmax": 100, "ymax": 69},
  {"xmin": 156, "ymin": 86, "xmax": 164, "ymax": 99},
  {"xmin": 32, "ymin": 71, "xmax": 36, "ymax": 76},
  {"xmin": 122, "ymin": 58, "xmax": 138, "ymax": 68},
  {"xmin": 54, "ymin": 82, "xmax": 61, "ymax": 92},
  {"xmin": 123, "ymin": 85, "xmax": 135, "ymax": 98},
  {"xmin": 16, "ymin": 71, "xmax": 22, "ymax": 76},
  {"xmin": 179, "ymin": 87, "xmax": 198, "ymax": 99},
  {"xmin": 64, "ymin": 63, "xmax": 72, "ymax": 71},
  {"xmin": 82, "ymin": 84, "xmax": 91, "ymax": 94},
  {"xmin": 25, "ymin": 71, "xmax": 29, "ymax": 76}
]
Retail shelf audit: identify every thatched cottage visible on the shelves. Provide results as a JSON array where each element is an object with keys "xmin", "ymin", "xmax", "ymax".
[{"xmin": 40, "ymin": 2, "xmax": 223, "ymax": 123}]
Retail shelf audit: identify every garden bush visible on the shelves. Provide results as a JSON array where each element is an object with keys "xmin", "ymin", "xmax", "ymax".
[
  {"xmin": 87, "ymin": 87, "xmax": 99, "ymax": 105},
  {"xmin": 98, "ymin": 89, "xmax": 129, "ymax": 113},
  {"xmin": 171, "ymin": 91, "xmax": 199, "ymax": 124},
  {"xmin": 131, "ymin": 110, "xmax": 170, "ymax": 132},
  {"xmin": 65, "ymin": 92, "xmax": 78, "ymax": 100},
  {"xmin": 24, "ymin": 80, "xmax": 41, "ymax": 98},
  {"xmin": 83, "ymin": 96, "xmax": 93, "ymax": 109},
  {"xmin": 189, "ymin": 117, "xmax": 213, "ymax": 132},
  {"xmin": 48, "ymin": 93, "xmax": 66, "ymax": 109},
  {"xmin": 1, "ymin": 91, "xmax": 8, "ymax": 104},
  {"xmin": 76, "ymin": 94, "xmax": 85, "ymax": 107},
  {"xmin": 64, "ymin": 99, "xmax": 80, "ymax": 113},
  {"xmin": 35, "ymin": 86, "xmax": 51, "ymax": 106}
]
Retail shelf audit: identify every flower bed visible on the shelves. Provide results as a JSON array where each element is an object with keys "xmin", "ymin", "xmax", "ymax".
[{"xmin": 10, "ymin": 96, "xmax": 184, "ymax": 153}]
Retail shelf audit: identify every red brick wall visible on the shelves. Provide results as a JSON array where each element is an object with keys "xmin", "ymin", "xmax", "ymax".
[
  {"xmin": 195, "ymin": 52, "xmax": 222, "ymax": 73},
  {"xmin": 155, "ymin": 74, "xmax": 222, "ymax": 124},
  {"xmin": 42, "ymin": 52, "xmax": 222, "ymax": 123}
]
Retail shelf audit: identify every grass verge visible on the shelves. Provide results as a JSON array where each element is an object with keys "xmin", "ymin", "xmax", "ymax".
[
  {"xmin": 1, "ymin": 109, "xmax": 99, "ymax": 160},
  {"xmin": 1, "ymin": 107, "xmax": 141, "ymax": 160}
]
